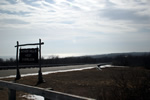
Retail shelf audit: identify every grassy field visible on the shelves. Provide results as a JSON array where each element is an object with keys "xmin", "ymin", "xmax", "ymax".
[{"xmin": 0, "ymin": 66, "xmax": 150, "ymax": 100}]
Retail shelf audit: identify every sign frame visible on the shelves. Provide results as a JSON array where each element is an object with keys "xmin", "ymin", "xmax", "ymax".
[{"xmin": 15, "ymin": 39, "xmax": 44, "ymax": 84}]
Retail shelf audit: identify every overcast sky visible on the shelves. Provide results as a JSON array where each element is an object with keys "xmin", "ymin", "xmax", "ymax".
[{"xmin": 0, "ymin": 0, "xmax": 150, "ymax": 58}]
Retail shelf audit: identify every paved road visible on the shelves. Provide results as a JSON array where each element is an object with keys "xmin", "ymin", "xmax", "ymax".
[{"xmin": 0, "ymin": 64, "xmax": 97, "ymax": 78}]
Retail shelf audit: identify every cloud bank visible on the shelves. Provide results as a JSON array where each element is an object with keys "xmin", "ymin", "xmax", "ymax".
[{"xmin": 0, "ymin": 0, "xmax": 150, "ymax": 57}]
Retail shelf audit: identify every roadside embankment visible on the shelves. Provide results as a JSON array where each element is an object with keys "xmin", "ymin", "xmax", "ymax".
[{"xmin": 0, "ymin": 66, "xmax": 150, "ymax": 100}]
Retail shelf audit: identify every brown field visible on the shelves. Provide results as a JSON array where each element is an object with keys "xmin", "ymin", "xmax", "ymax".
[{"xmin": 0, "ymin": 67, "xmax": 150, "ymax": 100}]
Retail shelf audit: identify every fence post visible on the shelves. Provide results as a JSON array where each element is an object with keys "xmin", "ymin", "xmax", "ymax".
[
  {"xmin": 44, "ymin": 97, "xmax": 51, "ymax": 100},
  {"xmin": 9, "ymin": 89, "xmax": 16, "ymax": 100},
  {"xmin": 44, "ymin": 88, "xmax": 53, "ymax": 100}
]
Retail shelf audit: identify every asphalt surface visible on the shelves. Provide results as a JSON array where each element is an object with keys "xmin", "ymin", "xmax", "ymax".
[{"xmin": 0, "ymin": 64, "xmax": 97, "ymax": 78}]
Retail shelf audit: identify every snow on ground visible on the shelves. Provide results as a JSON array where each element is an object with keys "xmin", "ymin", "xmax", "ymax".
[
  {"xmin": 22, "ymin": 94, "xmax": 44, "ymax": 100},
  {"xmin": 96, "ymin": 64, "xmax": 124, "ymax": 70}
]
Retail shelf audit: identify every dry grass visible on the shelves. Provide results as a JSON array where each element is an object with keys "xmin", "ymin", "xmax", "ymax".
[{"xmin": 0, "ymin": 67, "xmax": 150, "ymax": 100}]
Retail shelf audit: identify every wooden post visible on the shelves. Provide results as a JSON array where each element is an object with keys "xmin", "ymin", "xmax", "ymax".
[
  {"xmin": 39, "ymin": 39, "xmax": 42, "ymax": 71},
  {"xmin": 37, "ymin": 39, "xmax": 44, "ymax": 84},
  {"xmin": 44, "ymin": 97, "xmax": 51, "ymax": 100},
  {"xmin": 44, "ymin": 88, "xmax": 53, "ymax": 100},
  {"xmin": 15, "ymin": 41, "xmax": 21, "ymax": 80},
  {"xmin": 9, "ymin": 89, "xmax": 16, "ymax": 100}
]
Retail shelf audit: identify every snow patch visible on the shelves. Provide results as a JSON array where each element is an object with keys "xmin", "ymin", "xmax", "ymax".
[{"xmin": 22, "ymin": 94, "xmax": 44, "ymax": 100}]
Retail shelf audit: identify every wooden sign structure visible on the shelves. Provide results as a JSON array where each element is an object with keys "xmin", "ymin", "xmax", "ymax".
[{"xmin": 15, "ymin": 39, "xmax": 44, "ymax": 84}]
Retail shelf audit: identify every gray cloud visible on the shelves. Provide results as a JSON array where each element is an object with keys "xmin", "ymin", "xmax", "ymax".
[
  {"xmin": 0, "ymin": 19, "xmax": 29, "ymax": 24},
  {"xmin": 5, "ymin": 0, "xmax": 17, "ymax": 4},
  {"xmin": 45, "ymin": 0, "xmax": 55, "ymax": 4},
  {"xmin": 100, "ymin": 8, "xmax": 150, "ymax": 24},
  {"xmin": 0, "ymin": 9, "xmax": 30, "ymax": 16}
]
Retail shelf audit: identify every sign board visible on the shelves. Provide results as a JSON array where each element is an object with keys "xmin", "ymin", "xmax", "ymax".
[{"xmin": 19, "ymin": 48, "xmax": 38, "ymax": 63}]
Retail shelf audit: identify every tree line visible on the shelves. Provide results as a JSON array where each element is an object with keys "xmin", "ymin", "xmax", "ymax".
[
  {"xmin": 0, "ymin": 54, "xmax": 150, "ymax": 69},
  {"xmin": 41, "ymin": 56, "xmax": 112, "ymax": 65},
  {"xmin": 0, "ymin": 58, "xmax": 16, "ymax": 66},
  {"xmin": 0, "ymin": 56, "xmax": 112, "ymax": 66},
  {"xmin": 112, "ymin": 54, "xmax": 150, "ymax": 69}
]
